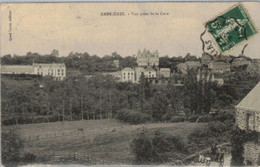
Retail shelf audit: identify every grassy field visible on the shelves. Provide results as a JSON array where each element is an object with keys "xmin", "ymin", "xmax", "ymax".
[{"xmin": 8, "ymin": 119, "xmax": 206, "ymax": 165}]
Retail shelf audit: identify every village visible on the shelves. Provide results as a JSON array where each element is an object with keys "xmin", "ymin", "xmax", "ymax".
[{"xmin": 1, "ymin": 49, "xmax": 260, "ymax": 166}]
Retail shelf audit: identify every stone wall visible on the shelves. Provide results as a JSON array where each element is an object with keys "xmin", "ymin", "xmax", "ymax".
[
  {"xmin": 244, "ymin": 142, "xmax": 260, "ymax": 164},
  {"xmin": 236, "ymin": 109, "xmax": 247, "ymax": 130}
]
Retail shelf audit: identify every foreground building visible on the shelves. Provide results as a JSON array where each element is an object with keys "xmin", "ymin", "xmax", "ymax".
[{"xmin": 235, "ymin": 81, "xmax": 260, "ymax": 166}]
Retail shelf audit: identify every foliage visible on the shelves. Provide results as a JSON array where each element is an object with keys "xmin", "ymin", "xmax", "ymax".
[
  {"xmin": 230, "ymin": 127, "xmax": 259, "ymax": 166},
  {"xmin": 131, "ymin": 129, "xmax": 188, "ymax": 164},
  {"xmin": 188, "ymin": 121, "xmax": 232, "ymax": 153},
  {"xmin": 196, "ymin": 115, "xmax": 214, "ymax": 123},
  {"xmin": 116, "ymin": 109, "xmax": 152, "ymax": 124},
  {"xmin": 22, "ymin": 153, "xmax": 37, "ymax": 163},
  {"xmin": 1, "ymin": 127, "xmax": 24, "ymax": 166},
  {"xmin": 170, "ymin": 116, "xmax": 185, "ymax": 123}
]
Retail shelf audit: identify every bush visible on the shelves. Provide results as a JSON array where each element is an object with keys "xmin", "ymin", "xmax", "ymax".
[
  {"xmin": 171, "ymin": 116, "xmax": 185, "ymax": 123},
  {"xmin": 208, "ymin": 121, "xmax": 227, "ymax": 134},
  {"xmin": 117, "ymin": 109, "xmax": 152, "ymax": 124},
  {"xmin": 161, "ymin": 114, "xmax": 172, "ymax": 121},
  {"xmin": 196, "ymin": 115, "xmax": 214, "ymax": 123},
  {"xmin": 187, "ymin": 115, "xmax": 199, "ymax": 122},
  {"xmin": 1, "ymin": 127, "xmax": 24, "ymax": 166},
  {"xmin": 131, "ymin": 129, "xmax": 189, "ymax": 164},
  {"xmin": 22, "ymin": 153, "xmax": 37, "ymax": 163}
]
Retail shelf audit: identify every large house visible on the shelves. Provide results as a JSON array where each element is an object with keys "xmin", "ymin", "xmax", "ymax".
[
  {"xmin": 1, "ymin": 65, "xmax": 33, "ymax": 74},
  {"xmin": 121, "ymin": 67, "xmax": 135, "ymax": 82},
  {"xmin": 136, "ymin": 49, "xmax": 159, "ymax": 67},
  {"xmin": 1, "ymin": 63, "xmax": 66, "ymax": 80},
  {"xmin": 32, "ymin": 63, "xmax": 66, "ymax": 80},
  {"xmin": 177, "ymin": 61, "xmax": 201, "ymax": 74},
  {"xmin": 121, "ymin": 66, "xmax": 157, "ymax": 83},
  {"xmin": 235, "ymin": 81, "xmax": 260, "ymax": 166},
  {"xmin": 208, "ymin": 61, "xmax": 231, "ymax": 74}
]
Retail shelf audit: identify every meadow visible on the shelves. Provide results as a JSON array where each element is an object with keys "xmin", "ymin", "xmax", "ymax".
[{"xmin": 9, "ymin": 119, "xmax": 206, "ymax": 165}]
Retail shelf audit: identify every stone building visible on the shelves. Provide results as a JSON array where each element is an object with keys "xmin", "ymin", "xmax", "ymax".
[
  {"xmin": 32, "ymin": 63, "xmax": 66, "ymax": 80},
  {"xmin": 235, "ymin": 81, "xmax": 260, "ymax": 166},
  {"xmin": 159, "ymin": 68, "xmax": 171, "ymax": 78},
  {"xmin": 208, "ymin": 61, "xmax": 231, "ymax": 74},
  {"xmin": 1, "ymin": 65, "xmax": 33, "ymax": 74},
  {"xmin": 136, "ymin": 49, "xmax": 159, "ymax": 67},
  {"xmin": 121, "ymin": 67, "xmax": 135, "ymax": 82}
]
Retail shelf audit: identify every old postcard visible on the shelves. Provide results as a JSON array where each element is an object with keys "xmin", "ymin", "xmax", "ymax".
[{"xmin": 1, "ymin": 1, "xmax": 260, "ymax": 166}]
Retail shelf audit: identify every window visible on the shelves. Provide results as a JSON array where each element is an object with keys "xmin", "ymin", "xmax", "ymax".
[
  {"xmin": 124, "ymin": 72, "xmax": 126, "ymax": 75},
  {"xmin": 58, "ymin": 73, "xmax": 60, "ymax": 76},
  {"xmin": 62, "ymin": 73, "xmax": 64, "ymax": 76},
  {"xmin": 246, "ymin": 113, "xmax": 255, "ymax": 131},
  {"xmin": 58, "ymin": 69, "xmax": 60, "ymax": 72}
]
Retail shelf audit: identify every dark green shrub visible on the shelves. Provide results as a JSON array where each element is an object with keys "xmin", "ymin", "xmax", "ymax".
[
  {"xmin": 131, "ymin": 129, "xmax": 189, "ymax": 164},
  {"xmin": 197, "ymin": 115, "xmax": 214, "ymax": 122},
  {"xmin": 1, "ymin": 128, "xmax": 24, "ymax": 166},
  {"xmin": 117, "ymin": 109, "xmax": 152, "ymax": 124},
  {"xmin": 22, "ymin": 153, "xmax": 37, "ymax": 163},
  {"xmin": 131, "ymin": 129, "xmax": 157, "ymax": 163},
  {"xmin": 161, "ymin": 114, "xmax": 172, "ymax": 121},
  {"xmin": 171, "ymin": 116, "xmax": 185, "ymax": 123},
  {"xmin": 208, "ymin": 121, "xmax": 227, "ymax": 134},
  {"xmin": 187, "ymin": 115, "xmax": 199, "ymax": 122}
]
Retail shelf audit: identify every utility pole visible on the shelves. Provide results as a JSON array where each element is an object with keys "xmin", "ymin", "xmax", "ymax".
[
  {"xmin": 99, "ymin": 89, "xmax": 102, "ymax": 120},
  {"xmin": 62, "ymin": 100, "xmax": 65, "ymax": 122},
  {"xmin": 81, "ymin": 95, "xmax": 84, "ymax": 120},
  {"xmin": 70, "ymin": 99, "xmax": 72, "ymax": 121}
]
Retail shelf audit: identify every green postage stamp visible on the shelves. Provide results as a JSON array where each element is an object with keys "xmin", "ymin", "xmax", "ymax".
[{"xmin": 206, "ymin": 3, "xmax": 258, "ymax": 53}]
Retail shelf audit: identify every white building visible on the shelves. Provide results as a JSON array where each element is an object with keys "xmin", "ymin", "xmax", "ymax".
[
  {"xmin": 159, "ymin": 68, "xmax": 171, "ymax": 78},
  {"xmin": 136, "ymin": 49, "xmax": 159, "ymax": 67},
  {"xmin": 32, "ymin": 63, "xmax": 66, "ymax": 80},
  {"xmin": 121, "ymin": 67, "xmax": 135, "ymax": 82}
]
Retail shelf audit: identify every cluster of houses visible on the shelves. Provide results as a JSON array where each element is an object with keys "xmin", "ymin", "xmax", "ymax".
[{"xmin": 1, "ymin": 63, "xmax": 66, "ymax": 80}]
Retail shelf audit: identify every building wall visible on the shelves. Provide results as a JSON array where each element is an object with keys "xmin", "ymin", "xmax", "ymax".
[
  {"xmin": 121, "ymin": 69, "xmax": 135, "ymax": 82},
  {"xmin": 236, "ymin": 108, "xmax": 260, "ymax": 165},
  {"xmin": 33, "ymin": 64, "xmax": 66, "ymax": 80},
  {"xmin": 244, "ymin": 142, "xmax": 260, "ymax": 165},
  {"xmin": 136, "ymin": 50, "xmax": 159, "ymax": 67}
]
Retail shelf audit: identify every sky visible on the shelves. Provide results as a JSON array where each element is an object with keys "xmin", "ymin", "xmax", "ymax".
[{"xmin": 1, "ymin": 2, "xmax": 260, "ymax": 58}]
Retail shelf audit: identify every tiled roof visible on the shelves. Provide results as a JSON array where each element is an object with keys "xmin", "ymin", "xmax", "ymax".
[
  {"xmin": 236, "ymin": 81, "xmax": 260, "ymax": 112},
  {"xmin": 122, "ymin": 67, "xmax": 134, "ymax": 71},
  {"xmin": 1, "ymin": 65, "xmax": 33, "ymax": 74},
  {"xmin": 32, "ymin": 63, "xmax": 65, "ymax": 67},
  {"xmin": 185, "ymin": 61, "xmax": 201, "ymax": 67}
]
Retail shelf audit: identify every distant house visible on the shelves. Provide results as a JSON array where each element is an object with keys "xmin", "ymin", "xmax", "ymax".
[
  {"xmin": 235, "ymin": 81, "xmax": 260, "ymax": 166},
  {"xmin": 32, "ymin": 63, "xmax": 66, "ymax": 80},
  {"xmin": 113, "ymin": 60, "xmax": 120, "ymax": 69},
  {"xmin": 185, "ymin": 61, "xmax": 201, "ymax": 70},
  {"xmin": 231, "ymin": 57, "xmax": 251, "ymax": 67},
  {"xmin": 136, "ymin": 49, "xmax": 159, "ymax": 67},
  {"xmin": 209, "ymin": 61, "xmax": 231, "ymax": 74},
  {"xmin": 121, "ymin": 67, "xmax": 135, "ymax": 82},
  {"xmin": 159, "ymin": 68, "xmax": 171, "ymax": 78},
  {"xmin": 177, "ymin": 61, "xmax": 200, "ymax": 74},
  {"xmin": 1, "ymin": 65, "xmax": 34, "ymax": 74},
  {"xmin": 143, "ymin": 66, "xmax": 156, "ymax": 79},
  {"xmin": 102, "ymin": 71, "xmax": 122, "ymax": 82}
]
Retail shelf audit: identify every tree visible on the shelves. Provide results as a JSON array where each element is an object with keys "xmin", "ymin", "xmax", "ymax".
[{"xmin": 1, "ymin": 127, "xmax": 24, "ymax": 166}]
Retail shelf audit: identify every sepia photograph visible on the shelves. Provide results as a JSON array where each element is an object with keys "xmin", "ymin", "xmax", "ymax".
[{"xmin": 0, "ymin": 1, "xmax": 260, "ymax": 166}]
